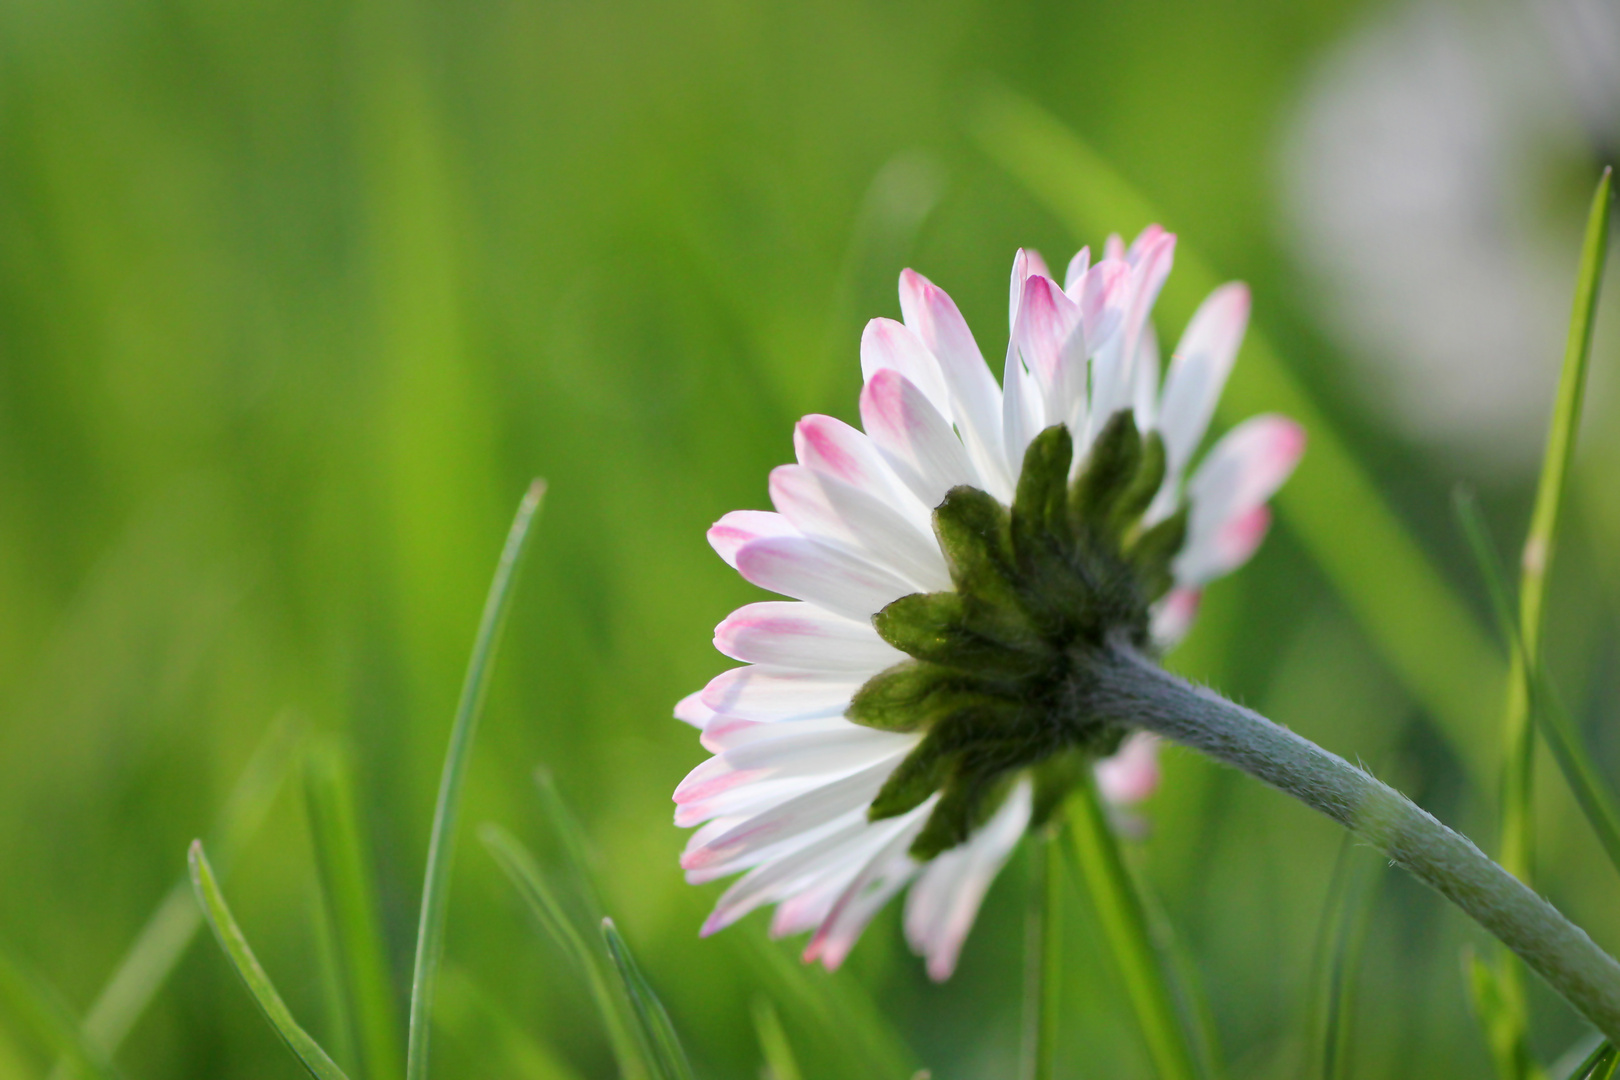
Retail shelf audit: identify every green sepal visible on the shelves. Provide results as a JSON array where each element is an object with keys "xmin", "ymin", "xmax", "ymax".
[
  {"xmin": 933, "ymin": 487, "xmax": 1042, "ymax": 648},
  {"xmin": 1012, "ymin": 425, "xmax": 1075, "ymax": 560},
  {"xmin": 875, "ymin": 592, "xmax": 1052, "ymax": 677},
  {"xmin": 1029, "ymin": 749, "xmax": 1089, "ymax": 829},
  {"xmin": 1129, "ymin": 505, "xmax": 1188, "ymax": 601},
  {"xmin": 847, "ymin": 660, "xmax": 979, "ymax": 732},
  {"xmin": 1070, "ymin": 410, "xmax": 1142, "ymax": 540},
  {"xmin": 1110, "ymin": 431, "xmax": 1165, "ymax": 536},
  {"xmin": 912, "ymin": 768, "xmax": 1017, "ymax": 860},
  {"xmin": 869, "ymin": 741, "xmax": 953, "ymax": 821}
]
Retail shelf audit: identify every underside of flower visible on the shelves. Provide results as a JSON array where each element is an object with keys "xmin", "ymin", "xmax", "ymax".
[
  {"xmin": 675, "ymin": 233, "xmax": 1304, "ymax": 979},
  {"xmin": 856, "ymin": 413, "xmax": 1186, "ymax": 857}
]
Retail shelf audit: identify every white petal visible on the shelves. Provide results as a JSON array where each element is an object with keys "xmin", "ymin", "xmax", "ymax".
[
  {"xmin": 701, "ymin": 714, "xmax": 858, "ymax": 754},
  {"xmin": 1184, "ymin": 415, "xmax": 1305, "ymax": 535},
  {"xmin": 1008, "ymin": 248, "xmax": 1050, "ymax": 332},
  {"xmin": 700, "ymin": 665, "xmax": 864, "ymax": 721},
  {"xmin": 804, "ymin": 807, "xmax": 932, "ymax": 971},
  {"xmin": 1133, "ymin": 322, "xmax": 1161, "ymax": 431},
  {"xmin": 735, "ymin": 535, "xmax": 914, "ymax": 621},
  {"xmin": 1149, "ymin": 586, "xmax": 1202, "ymax": 647},
  {"xmin": 769, "ymin": 465, "xmax": 950, "ymax": 592},
  {"xmin": 898, "ymin": 270, "xmax": 1012, "ymax": 499},
  {"xmin": 674, "ymin": 690, "xmax": 714, "ymax": 728},
  {"xmin": 1015, "ymin": 274, "xmax": 1085, "ymax": 428},
  {"xmin": 708, "ymin": 511, "xmax": 798, "ymax": 569},
  {"xmin": 681, "ymin": 756, "xmax": 906, "ymax": 876},
  {"xmin": 1177, "ymin": 504, "xmax": 1273, "ymax": 586},
  {"xmin": 1095, "ymin": 733, "xmax": 1163, "ymax": 806},
  {"xmin": 904, "ymin": 779, "xmax": 1031, "ymax": 981},
  {"xmin": 714, "ymin": 601, "xmax": 904, "ymax": 673},
  {"xmin": 1157, "ymin": 283, "xmax": 1252, "ymax": 476},
  {"xmin": 1062, "ymin": 246, "xmax": 1092, "ymax": 295},
  {"xmin": 703, "ymin": 811, "xmax": 907, "ymax": 936},
  {"xmin": 859, "ymin": 369, "xmax": 979, "ymax": 509},
  {"xmin": 794, "ymin": 414, "xmax": 926, "ymax": 519},
  {"xmin": 1001, "ymin": 342, "xmax": 1045, "ymax": 478},
  {"xmin": 860, "ymin": 319, "xmax": 951, "ymax": 418},
  {"xmin": 1082, "ymin": 259, "xmax": 1144, "ymax": 441}
]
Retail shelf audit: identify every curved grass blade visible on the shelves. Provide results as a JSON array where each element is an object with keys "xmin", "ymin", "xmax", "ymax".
[
  {"xmin": 435, "ymin": 963, "xmax": 585, "ymax": 1080},
  {"xmin": 478, "ymin": 824, "xmax": 650, "ymax": 1080},
  {"xmin": 304, "ymin": 736, "xmax": 403, "ymax": 1080},
  {"xmin": 1454, "ymin": 491, "xmax": 1620, "ymax": 875},
  {"xmin": 0, "ymin": 938, "xmax": 120, "ymax": 1080},
  {"xmin": 969, "ymin": 85, "xmax": 1503, "ymax": 785},
  {"xmin": 1066, "ymin": 776, "xmax": 1198, "ymax": 1080},
  {"xmin": 1305, "ymin": 842, "xmax": 1378, "ymax": 1080},
  {"xmin": 751, "ymin": 999, "xmax": 803, "ymax": 1080},
  {"xmin": 188, "ymin": 841, "xmax": 350, "ymax": 1080},
  {"xmin": 48, "ymin": 714, "xmax": 303, "ymax": 1080},
  {"xmin": 1019, "ymin": 829, "xmax": 1063, "ymax": 1080},
  {"xmin": 1570, "ymin": 1041, "xmax": 1618, "ymax": 1080},
  {"xmin": 406, "ymin": 479, "xmax": 545, "ymax": 1080},
  {"xmin": 1499, "ymin": 166, "xmax": 1613, "ymax": 885},
  {"xmin": 601, "ymin": 918, "xmax": 695, "ymax": 1080},
  {"xmin": 532, "ymin": 767, "xmax": 607, "ymax": 923},
  {"xmin": 730, "ymin": 923, "xmax": 919, "ymax": 1080}
]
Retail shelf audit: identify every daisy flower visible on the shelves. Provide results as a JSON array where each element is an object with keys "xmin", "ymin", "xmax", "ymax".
[{"xmin": 674, "ymin": 227, "xmax": 1304, "ymax": 980}]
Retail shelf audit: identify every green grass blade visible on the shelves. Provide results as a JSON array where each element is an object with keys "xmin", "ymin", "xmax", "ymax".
[
  {"xmin": 532, "ymin": 768, "xmax": 608, "ymax": 924},
  {"xmin": 434, "ymin": 963, "xmax": 585, "ymax": 1080},
  {"xmin": 478, "ymin": 824, "xmax": 650, "ymax": 1080},
  {"xmin": 48, "ymin": 714, "xmax": 304, "ymax": 1080},
  {"xmin": 1066, "ymin": 776, "xmax": 1198, "ymax": 1080},
  {"xmin": 730, "ymin": 924, "xmax": 919, "ymax": 1080},
  {"xmin": 1467, "ymin": 950, "xmax": 1542, "ymax": 1080},
  {"xmin": 1130, "ymin": 853, "xmax": 1224, "ymax": 1080},
  {"xmin": 1307, "ymin": 843, "xmax": 1378, "ymax": 1080},
  {"xmin": 1499, "ymin": 166, "xmax": 1613, "ymax": 885},
  {"xmin": 600, "ymin": 919, "xmax": 695, "ymax": 1080},
  {"xmin": 969, "ymin": 85, "xmax": 1503, "ymax": 785},
  {"xmin": 405, "ymin": 479, "xmax": 545, "ymax": 1080},
  {"xmin": 1455, "ymin": 492, "xmax": 1620, "ymax": 877},
  {"xmin": 1570, "ymin": 1041, "xmax": 1618, "ymax": 1080},
  {"xmin": 1019, "ymin": 830, "xmax": 1062, "ymax": 1080},
  {"xmin": 751, "ymin": 999, "xmax": 803, "ymax": 1080},
  {"xmin": 0, "ymin": 938, "xmax": 120, "ymax": 1080},
  {"xmin": 188, "ymin": 841, "xmax": 351, "ymax": 1080},
  {"xmin": 304, "ymin": 736, "xmax": 404, "ymax": 1080}
]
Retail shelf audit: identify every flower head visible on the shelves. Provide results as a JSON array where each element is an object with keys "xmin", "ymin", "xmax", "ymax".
[{"xmin": 675, "ymin": 228, "xmax": 1304, "ymax": 980}]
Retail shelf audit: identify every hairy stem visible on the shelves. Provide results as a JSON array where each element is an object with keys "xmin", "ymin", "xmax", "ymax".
[{"xmin": 1087, "ymin": 642, "xmax": 1620, "ymax": 1042}]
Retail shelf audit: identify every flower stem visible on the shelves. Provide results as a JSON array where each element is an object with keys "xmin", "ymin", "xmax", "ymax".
[
  {"xmin": 1067, "ymin": 769, "xmax": 1200, "ymax": 1080},
  {"xmin": 1090, "ymin": 642, "xmax": 1620, "ymax": 1042},
  {"xmin": 1020, "ymin": 827, "xmax": 1063, "ymax": 1080}
]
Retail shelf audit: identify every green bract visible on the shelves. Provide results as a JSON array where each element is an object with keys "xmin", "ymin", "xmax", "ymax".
[{"xmin": 852, "ymin": 413, "xmax": 1186, "ymax": 858}]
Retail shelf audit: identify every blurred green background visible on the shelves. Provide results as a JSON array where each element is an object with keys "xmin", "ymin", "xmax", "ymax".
[{"xmin": 0, "ymin": 0, "xmax": 1616, "ymax": 1076}]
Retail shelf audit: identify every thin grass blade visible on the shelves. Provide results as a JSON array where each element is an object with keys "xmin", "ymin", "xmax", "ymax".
[
  {"xmin": 0, "ymin": 938, "xmax": 120, "ymax": 1080},
  {"xmin": 46, "ymin": 715, "xmax": 304, "ymax": 1080},
  {"xmin": 730, "ymin": 923, "xmax": 918, "ymax": 1080},
  {"xmin": 1455, "ymin": 491, "xmax": 1620, "ymax": 876},
  {"xmin": 435, "ymin": 963, "xmax": 585, "ymax": 1080},
  {"xmin": 1499, "ymin": 165, "xmax": 1612, "ymax": 884},
  {"xmin": 969, "ymin": 85, "xmax": 1503, "ymax": 786},
  {"xmin": 405, "ymin": 479, "xmax": 545, "ymax": 1080},
  {"xmin": 600, "ymin": 918, "xmax": 695, "ymax": 1080},
  {"xmin": 188, "ymin": 841, "xmax": 350, "ymax": 1080},
  {"xmin": 304, "ymin": 736, "xmax": 404, "ymax": 1080},
  {"xmin": 532, "ymin": 767, "xmax": 608, "ymax": 924},
  {"xmin": 1310, "ymin": 845, "xmax": 1378, "ymax": 1080},
  {"xmin": 1570, "ymin": 1041, "xmax": 1618, "ymax": 1080},
  {"xmin": 1066, "ymin": 775, "xmax": 1198, "ymax": 1080},
  {"xmin": 478, "ymin": 823, "xmax": 650, "ymax": 1080},
  {"xmin": 751, "ymin": 998, "xmax": 803, "ymax": 1080},
  {"xmin": 1019, "ymin": 829, "xmax": 1062, "ymax": 1080}
]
